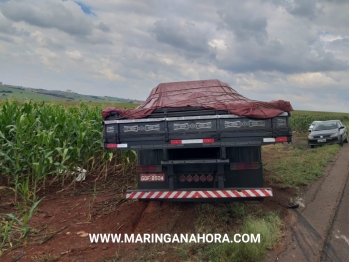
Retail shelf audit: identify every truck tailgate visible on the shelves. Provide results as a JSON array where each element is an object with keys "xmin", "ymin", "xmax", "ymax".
[{"xmin": 103, "ymin": 113, "xmax": 291, "ymax": 149}]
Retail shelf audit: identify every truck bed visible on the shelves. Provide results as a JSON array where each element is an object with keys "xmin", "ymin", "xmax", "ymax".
[{"xmin": 103, "ymin": 107, "xmax": 292, "ymax": 150}]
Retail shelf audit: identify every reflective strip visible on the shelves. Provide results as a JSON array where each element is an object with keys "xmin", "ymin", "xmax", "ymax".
[
  {"xmin": 217, "ymin": 190, "xmax": 226, "ymax": 198},
  {"xmin": 188, "ymin": 191, "xmax": 196, "ymax": 198},
  {"xmin": 106, "ymin": 143, "xmax": 128, "ymax": 148},
  {"xmin": 170, "ymin": 138, "xmax": 214, "ymax": 145},
  {"xmin": 182, "ymin": 139, "xmax": 204, "ymax": 144},
  {"xmin": 150, "ymin": 191, "xmax": 160, "ymax": 199},
  {"xmin": 126, "ymin": 189, "xmax": 273, "ymax": 199},
  {"xmin": 244, "ymin": 190, "xmax": 254, "ymax": 197},
  {"xmin": 263, "ymin": 137, "xmax": 287, "ymax": 143},
  {"xmin": 159, "ymin": 191, "xmax": 168, "ymax": 198},
  {"xmin": 168, "ymin": 191, "xmax": 177, "ymax": 198},
  {"xmin": 198, "ymin": 191, "xmax": 208, "ymax": 198},
  {"xmin": 178, "ymin": 191, "xmax": 187, "ymax": 198},
  {"xmin": 208, "ymin": 191, "xmax": 217, "ymax": 198},
  {"xmin": 260, "ymin": 189, "xmax": 270, "ymax": 196},
  {"xmin": 134, "ymin": 192, "xmax": 142, "ymax": 198},
  {"xmin": 251, "ymin": 189, "xmax": 259, "ymax": 197},
  {"xmin": 143, "ymin": 192, "xmax": 151, "ymax": 198},
  {"xmin": 226, "ymin": 190, "xmax": 237, "ymax": 197}
]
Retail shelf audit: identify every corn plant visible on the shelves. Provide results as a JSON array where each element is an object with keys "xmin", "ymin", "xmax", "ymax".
[{"xmin": 0, "ymin": 101, "xmax": 134, "ymax": 196}]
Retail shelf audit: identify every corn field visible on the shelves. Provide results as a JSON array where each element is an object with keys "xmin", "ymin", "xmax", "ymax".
[
  {"xmin": 0, "ymin": 101, "xmax": 136, "ymax": 197},
  {"xmin": 289, "ymin": 111, "xmax": 349, "ymax": 133},
  {"xmin": 0, "ymin": 101, "xmax": 139, "ymax": 254}
]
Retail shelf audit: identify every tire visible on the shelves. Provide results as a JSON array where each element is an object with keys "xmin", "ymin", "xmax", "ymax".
[
  {"xmin": 339, "ymin": 136, "xmax": 344, "ymax": 146},
  {"xmin": 344, "ymin": 133, "xmax": 348, "ymax": 143},
  {"xmin": 310, "ymin": 145, "xmax": 314, "ymax": 148}
]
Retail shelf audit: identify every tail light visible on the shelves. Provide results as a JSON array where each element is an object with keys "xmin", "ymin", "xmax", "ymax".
[
  {"xmin": 136, "ymin": 165, "xmax": 162, "ymax": 173},
  {"xmin": 179, "ymin": 175, "xmax": 186, "ymax": 183},
  {"xmin": 187, "ymin": 175, "xmax": 193, "ymax": 182},
  {"xmin": 178, "ymin": 174, "xmax": 213, "ymax": 182},
  {"xmin": 230, "ymin": 162, "xmax": 260, "ymax": 170},
  {"xmin": 275, "ymin": 137, "xmax": 288, "ymax": 142}
]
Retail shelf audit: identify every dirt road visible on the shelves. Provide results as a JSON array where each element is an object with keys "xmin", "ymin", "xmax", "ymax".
[
  {"xmin": 321, "ymin": 155, "xmax": 349, "ymax": 262},
  {"xmin": 264, "ymin": 143, "xmax": 349, "ymax": 262}
]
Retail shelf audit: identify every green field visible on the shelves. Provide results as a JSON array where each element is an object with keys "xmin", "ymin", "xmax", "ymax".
[
  {"xmin": 291, "ymin": 110, "xmax": 349, "ymax": 132},
  {"xmin": 0, "ymin": 101, "xmax": 137, "ymax": 255},
  {"xmin": 0, "ymin": 84, "xmax": 141, "ymax": 104}
]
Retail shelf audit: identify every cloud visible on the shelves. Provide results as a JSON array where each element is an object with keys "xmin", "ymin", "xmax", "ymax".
[
  {"xmin": 217, "ymin": 11, "xmax": 268, "ymax": 44},
  {"xmin": 99, "ymin": 68, "xmax": 126, "ymax": 81},
  {"xmin": 97, "ymin": 22, "xmax": 110, "ymax": 32},
  {"xmin": 1, "ymin": 0, "xmax": 93, "ymax": 36},
  {"xmin": 0, "ymin": 0, "xmax": 349, "ymax": 112},
  {"xmin": 65, "ymin": 50, "xmax": 82, "ymax": 61},
  {"xmin": 151, "ymin": 18, "xmax": 213, "ymax": 58},
  {"xmin": 286, "ymin": 0, "xmax": 318, "ymax": 19},
  {"xmin": 30, "ymin": 31, "xmax": 65, "ymax": 51},
  {"xmin": 214, "ymin": 36, "xmax": 348, "ymax": 74}
]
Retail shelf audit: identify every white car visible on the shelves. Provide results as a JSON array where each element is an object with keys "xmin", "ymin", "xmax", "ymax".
[{"xmin": 308, "ymin": 121, "xmax": 322, "ymax": 132}]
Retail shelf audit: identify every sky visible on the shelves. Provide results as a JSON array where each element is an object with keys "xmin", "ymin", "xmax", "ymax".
[{"xmin": 0, "ymin": 0, "xmax": 348, "ymax": 112}]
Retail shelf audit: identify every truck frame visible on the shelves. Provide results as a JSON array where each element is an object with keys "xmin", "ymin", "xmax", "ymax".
[{"xmin": 103, "ymin": 106, "xmax": 292, "ymax": 201}]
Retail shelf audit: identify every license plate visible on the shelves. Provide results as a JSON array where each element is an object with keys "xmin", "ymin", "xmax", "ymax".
[
  {"xmin": 317, "ymin": 139, "xmax": 326, "ymax": 142},
  {"xmin": 140, "ymin": 174, "xmax": 165, "ymax": 182}
]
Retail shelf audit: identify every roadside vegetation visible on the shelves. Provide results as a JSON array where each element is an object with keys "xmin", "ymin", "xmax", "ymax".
[
  {"xmin": 263, "ymin": 141, "xmax": 341, "ymax": 188},
  {"xmin": 1, "ymin": 99, "xmax": 348, "ymax": 260},
  {"xmin": 180, "ymin": 204, "xmax": 282, "ymax": 262},
  {"xmin": 0, "ymin": 100, "xmax": 136, "ymax": 255}
]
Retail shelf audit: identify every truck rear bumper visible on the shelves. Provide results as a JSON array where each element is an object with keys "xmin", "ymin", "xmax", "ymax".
[{"xmin": 126, "ymin": 188, "xmax": 272, "ymax": 200}]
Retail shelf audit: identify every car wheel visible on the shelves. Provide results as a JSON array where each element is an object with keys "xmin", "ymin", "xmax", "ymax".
[
  {"xmin": 339, "ymin": 135, "xmax": 344, "ymax": 146},
  {"xmin": 344, "ymin": 134, "xmax": 348, "ymax": 143},
  {"xmin": 310, "ymin": 145, "xmax": 314, "ymax": 148}
]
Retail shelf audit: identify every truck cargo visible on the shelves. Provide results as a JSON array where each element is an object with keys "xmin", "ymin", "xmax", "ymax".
[{"xmin": 102, "ymin": 79, "xmax": 293, "ymax": 201}]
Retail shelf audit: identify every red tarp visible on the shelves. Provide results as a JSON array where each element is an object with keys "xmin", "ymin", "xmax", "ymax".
[{"xmin": 102, "ymin": 79, "xmax": 293, "ymax": 119}]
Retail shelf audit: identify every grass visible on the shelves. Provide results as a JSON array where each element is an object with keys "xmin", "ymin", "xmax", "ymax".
[
  {"xmin": 177, "ymin": 203, "xmax": 282, "ymax": 262},
  {"xmin": 263, "ymin": 142, "xmax": 342, "ymax": 188},
  {"xmin": 202, "ymin": 212, "xmax": 282, "ymax": 262}
]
